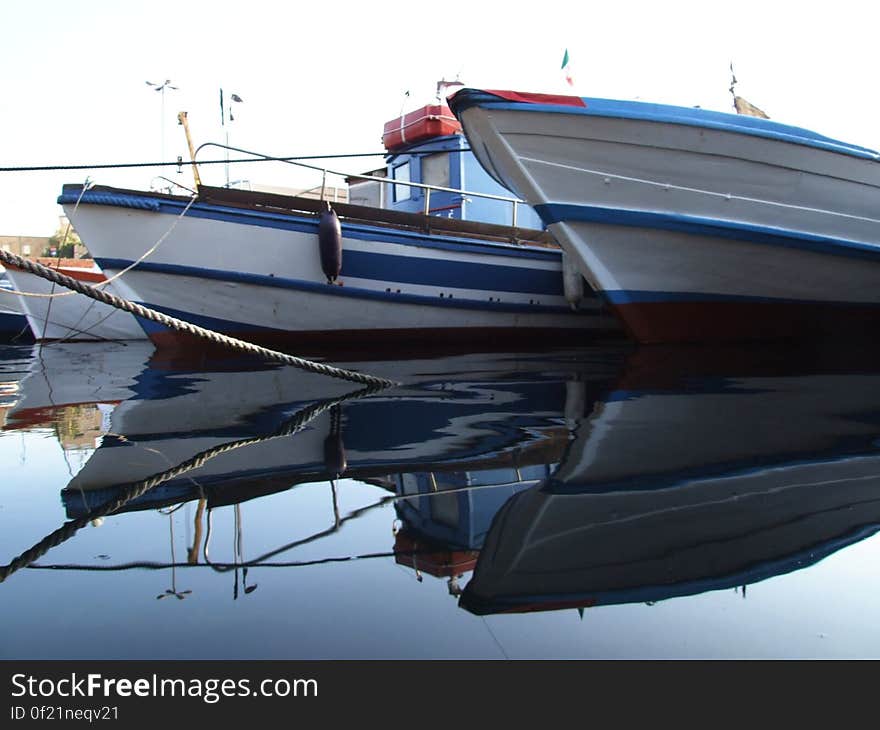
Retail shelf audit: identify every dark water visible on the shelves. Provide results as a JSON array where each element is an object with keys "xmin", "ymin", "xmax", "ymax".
[{"xmin": 2, "ymin": 339, "xmax": 880, "ymax": 659}]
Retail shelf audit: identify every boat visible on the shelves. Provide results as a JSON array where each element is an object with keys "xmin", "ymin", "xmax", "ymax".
[
  {"xmin": 56, "ymin": 93, "xmax": 620, "ymax": 349},
  {"xmin": 56, "ymin": 345, "xmax": 622, "ymax": 517},
  {"xmin": 9, "ymin": 340, "xmax": 880, "ymax": 614},
  {"xmin": 459, "ymin": 343, "xmax": 880, "ymax": 614},
  {"xmin": 0, "ymin": 268, "xmax": 32, "ymax": 342},
  {"xmin": 2, "ymin": 345, "xmax": 612, "ymax": 602},
  {"xmin": 3, "ymin": 258, "xmax": 145, "ymax": 341},
  {"xmin": 448, "ymin": 88, "xmax": 880, "ymax": 344}
]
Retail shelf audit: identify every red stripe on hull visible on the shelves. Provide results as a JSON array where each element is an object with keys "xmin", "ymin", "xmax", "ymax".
[
  {"xmin": 147, "ymin": 325, "xmax": 622, "ymax": 355},
  {"xmin": 480, "ymin": 89, "xmax": 587, "ymax": 108},
  {"xmin": 613, "ymin": 300, "xmax": 880, "ymax": 345},
  {"xmin": 5, "ymin": 262, "xmax": 105, "ymax": 284}
]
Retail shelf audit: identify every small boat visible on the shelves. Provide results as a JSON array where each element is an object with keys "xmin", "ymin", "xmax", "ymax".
[
  {"xmin": 0, "ymin": 268, "xmax": 32, "ymax": 342},
  {"xmin": 57, "ymin": 95, "xmax": 619, "ymax": 348},
  {"xmin": 449, "ymin": 88, "xmax": 880, "ymax": 344},
  {"xmin": 3, "ymin": 258, "xmax": 145, "ymax": 341}
]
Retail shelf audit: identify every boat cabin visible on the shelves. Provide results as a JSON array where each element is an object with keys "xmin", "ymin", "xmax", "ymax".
[{"xmin": 348, "ymin": 102, "xmax": 544, "ymax": 230}]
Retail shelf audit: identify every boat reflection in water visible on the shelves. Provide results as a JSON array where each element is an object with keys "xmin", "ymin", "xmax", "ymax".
[
  {"xmin": 461, "ymin": 344, "xmax": 880, "ymax": 615},
  {"xmin": 4, "ymin": 340, "xmax": 880, "ymax": 624},
  {"xmin": 56, "ymin": 344, "xmax": 617, "ymax": 518},
  {"xmin": 1, "ymin": 341, "xmax": 621, "ymax": 594}
]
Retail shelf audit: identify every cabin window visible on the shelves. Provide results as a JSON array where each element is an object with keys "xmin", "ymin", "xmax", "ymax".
[
  {"xmin": 421, "ymin": 153, "xmax": 449, "ymax": 189},
  {"xmin": 430, "ymin": 491, "xmax": 460, "ymax": 528},
  {"xmin": 392, "ymin": 162, "xmax": 411, "ymax": 202},
  {"xmin": 400, "ymin": 473, "xmax": 420, "ymax": 496}
]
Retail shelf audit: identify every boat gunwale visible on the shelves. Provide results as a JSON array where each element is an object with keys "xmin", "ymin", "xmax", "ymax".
[
  {"xmin": 60, "ymin": 183, "xmax": 560, "ymax": 253},
  {"xmin": 449, "ymin": 88, "xmax": 880, "ymax": 162}
]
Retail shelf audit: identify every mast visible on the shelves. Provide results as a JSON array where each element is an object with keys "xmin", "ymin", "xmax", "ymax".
[{"xmin": 177, "ymin": 111, "xmax": 202, "ymax": 188}]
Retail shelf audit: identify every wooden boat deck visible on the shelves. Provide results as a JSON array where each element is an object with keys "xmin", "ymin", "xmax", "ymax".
[{"xmin": 196, "ymin": 184, "xmax": 558, "ymax": 249}]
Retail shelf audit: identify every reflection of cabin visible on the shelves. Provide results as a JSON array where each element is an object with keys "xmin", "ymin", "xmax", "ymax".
[
  {"xmin": 394, "ymin": 530, "xmax": 479, "ymax": 583},
  {"xmin": 390, "ymin": 465, "xmax": 553, "ymax": 597},
  {"xmin": 349, "ymin": 103, "xmax": 543, "ymax": 230},
  {"xmin": 392, "ymin": 465, "xmax": 553, "ymax": 550}
]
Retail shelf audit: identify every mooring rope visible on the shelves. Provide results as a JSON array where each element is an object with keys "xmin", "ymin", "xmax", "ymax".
[
  {"xmin": 0, "ymin": 383, "xmax": 386, "ymax": 583},
  {"xmin": 0, "ymin": 250, "xmax": 397, "ymax": 387}
]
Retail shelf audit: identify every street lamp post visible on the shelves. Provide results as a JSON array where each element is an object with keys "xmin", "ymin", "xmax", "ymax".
[
  {"xmin": 220, "ymin": 88, "xmax": 243, "ymax": 187},
  {"xmin": 145, "ymin": 79, "xmax": 179, "ymax": 169}
]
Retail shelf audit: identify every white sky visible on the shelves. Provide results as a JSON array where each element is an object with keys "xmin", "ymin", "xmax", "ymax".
[{"xmin": 3, "ymin": 0, "xmax": 880, "ymax": 235}]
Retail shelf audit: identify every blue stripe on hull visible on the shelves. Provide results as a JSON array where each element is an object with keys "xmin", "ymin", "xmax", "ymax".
[
  {"xmin": 534, "ymin": 203, "xmax": 880, "ymax": 262},
  {"xmin": 95, "ymin": 258, "xmax": 578, "ymax": 315},
  {"xmin": 0, "ymin": 311, "xmax": 29, "ymax": 338},
  {"xmin": 342, "ymin": 249, "xmax": 562, "ymax": 295}
]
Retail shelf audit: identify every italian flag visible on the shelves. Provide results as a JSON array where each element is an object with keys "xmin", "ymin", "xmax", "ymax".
[{"xmin": 561, "ymin": 49, "xmax": 574, "ymax": 87}]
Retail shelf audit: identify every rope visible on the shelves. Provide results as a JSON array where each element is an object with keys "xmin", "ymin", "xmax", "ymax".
[
  {"xmin": 0, "ymin": 382, "xmax": 386, "ymax": 583},
  {"xmin": 0, "ymin": 250, "xmax": 397, "ymax": 388},
  {"xmin": 0, "ymin": 149, "xmax": 472, "ymax": 173}
]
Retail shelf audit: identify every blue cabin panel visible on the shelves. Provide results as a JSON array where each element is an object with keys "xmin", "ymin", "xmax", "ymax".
[{"xmin": 383, "ymin": 135, "xmax": 543, "ymax": 230}]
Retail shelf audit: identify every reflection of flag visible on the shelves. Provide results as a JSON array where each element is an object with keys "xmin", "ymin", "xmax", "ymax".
[
  {"xmin": 561, "ymin": 48, "xmax": 574, "ymax": 87},
  {"xmin": 733, "ymin": 95, "xmax": 769, "ymax": 119}
]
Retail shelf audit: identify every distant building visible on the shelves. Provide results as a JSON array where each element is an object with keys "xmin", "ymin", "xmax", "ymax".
[
  {"xmin": 0, "ymin": 235, "xmax": 50, "ymax": 258},
  {"xmin": 0, "ymin": 211, "xmax": 91, "ymax": 260},
  {"xmin": 346, "ymin": 168, "xmax": 388, "ymax": 208},
  {"xmin": 53, "ymin": 214, "xmax": 90, "ymax": 259},
  {"xmin": 227, "ymin": 181, "xmax": 349, "ymax": 203}
]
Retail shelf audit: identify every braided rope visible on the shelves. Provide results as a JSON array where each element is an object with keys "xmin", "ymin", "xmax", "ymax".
[
  {"xmin": 0, "ymin": 250, "xmax": 397, "ymax": 387},
  {"xmin": 0, "ymin": 383, "xmax": 385, "ymax": 583}
]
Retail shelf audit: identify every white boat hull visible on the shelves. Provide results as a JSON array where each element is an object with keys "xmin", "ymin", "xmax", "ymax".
[
  {"xmin": 450, "ymin": 89, "xmax": 880, "ymax": 343},
  {"xmin": 61, "ymin": 186, "xmax": 619, "ymax": 347}
]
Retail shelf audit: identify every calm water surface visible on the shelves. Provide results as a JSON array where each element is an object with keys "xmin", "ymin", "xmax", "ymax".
[{"xmin": 2, "ymin": 340, "xmax": 880, "ymax": 659}]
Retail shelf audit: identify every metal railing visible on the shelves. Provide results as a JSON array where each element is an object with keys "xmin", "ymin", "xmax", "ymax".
[{"xmin": 193, "ymin": 142, "xmax": 523, "ymax": 228}]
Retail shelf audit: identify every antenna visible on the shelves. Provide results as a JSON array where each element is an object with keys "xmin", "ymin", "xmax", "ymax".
[{"xmin": 436, "ymin": 77, "xmax": 465, "ymax": 103}]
